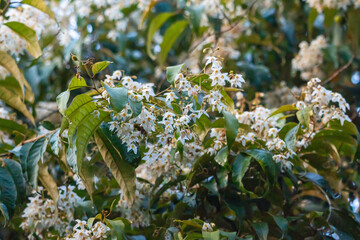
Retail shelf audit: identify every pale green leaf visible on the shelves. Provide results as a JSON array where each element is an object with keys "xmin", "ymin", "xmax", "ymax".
[
  {"xmin": 166, "ymin": 64, "xmax": 184, "ymax": 83},
  {"xmin": 202, "ymin": 230, "xmax": 220, "ymax": 240},
  {"xmin": 68, "ymin": 76, "xmax": 87, "ymax": 90},
  {"xmin": 92, "ymin": 61, "xmax": 111, "ymax": 75},
  {"xmin": 0, "ymin": 85, "xmax": 34, "ymax": 124},
  {"xmin": 4, "ymin": 21, "xmax": 42, "ymax": 58},
  {"xmin": 215, "ymin": 146, "xmax": 228, "ymax": 166},
  {"xmin": 268, "ymin": 104, "xmax": 298, "ymax": 119},
  {"xmin": 22, "ymin": 0, "xmax": 56, "ymax": 20},
  {"xmin": 56, "ymin": 90, "xmax": 70, "ymax": 116},
  {"xmin": 0, "ymin": 51, "xmax": 33, "ymax": 101}
]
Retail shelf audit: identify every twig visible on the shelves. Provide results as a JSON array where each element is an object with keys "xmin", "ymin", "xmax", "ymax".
[
  {"xmin": 0, "ymin": 0, "xmax": 11, "ymax": 16},
  {"xmin": 315, "ymin": 184, "xmax": 333, "ymax": 222},
  {"xmin": 321, "ymin": 55, "xmax": 355, "ymax": 85},
  {"xmin": 20, "ymin": 130, "xmax": 56, "ymax": 145},
  {"xmin": 180, "ymin": 0, "xmax": 258, "ymax": 62}
]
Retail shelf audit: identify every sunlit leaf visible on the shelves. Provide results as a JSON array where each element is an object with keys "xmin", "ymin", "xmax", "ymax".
[{"xmin": 4, "ymin": 22, "xmax": 42, "ymax": 58}]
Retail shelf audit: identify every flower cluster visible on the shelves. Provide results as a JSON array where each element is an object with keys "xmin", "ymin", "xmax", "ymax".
[
  {"xmin": 66, "ymin": 220, "xmax": 110, "ymax": 240},
  {"xmin": 292, "ymin": 35, "xmax": 327, "ymax": 81},
  {"xmin": 116, "ymin": 180, "xmax": 151, "ymax": 228},
  {"xmin": 0, "ymin": 5, "xmax": 55, "ymax": 78},
  {"xmin": 306, "ymin": 0, "xmax": 360, "ymax": 12},
  {"xmin": 20, "ymin": 186, "xmax": 83, "ymax": 238}
]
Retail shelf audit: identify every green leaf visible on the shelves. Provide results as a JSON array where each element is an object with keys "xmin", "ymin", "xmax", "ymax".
[
  {"xmin": 219, "ymin": 231, "xmax": 236, "ymax": 240},
  {"xmin": 4, "ymin": 22, "xmax": 42, "ymax": 58},
  {"xmin": 348, "ymin": 9, "xmax": 360, "ymax": 53},
  {"xmin": 252, "ymin": 222, "xmax": 268, "ymax": 240},
  {"xmin": 307, "ymin": 8, "xmax": 318, "ymax": 39},
  {"xmin": 159, "ymin": 20, "xmax": 189, "ymax": 65},
  {"xmin": 0, "ymin": 118, "xmax": 31, "ymax": 136},
  {"xmin": 76, "ymin": 110, "xmax": 110, "ymax": 169},
  {"xmin": 202, "ymin": 230, "xmax": 220, "ymax": 240},
  {"xmin": 327, "ymin": 119, "xmax": 359, "ymax": 136},
  {"xmin": 104, "ymin": 85, "xmax": 128, "ymax": 112},
  {"xmin": 129, "ymin": 99, "xmax": 142, "ymax": 117},
  {"xmin": 186, "ymin": 5, "xmax": 204, "ymax": 35},
  {"xmin": 75, "ymin": 111, "xmax": 110, "ymax": 198},
  {"xmin": 302, "ymin": 172, "xmax": 335, "ymax": 197},
  {"xmin": 94, "ymin": 127, "xmax": 136, "ymax": 204},
  {"xmin": 0, "ymin": 78, "xmax": 35, "ymax": 124},
  {"xmin": 61, "ymin": 94, "xmax": 96, "ymax": 135},
  {"xmin": 67, "ymin": 99, "xmax": 97, "ymax": 145},
  {"xmin": 214, "ymin": 146, "xmax": 228, "ymax": 166},
  {"xmin": 268, "ymin": 105, "xmax": 298, "ymax": 119},
  {"xmin": 232, "ymin": 154, "xmax": 252, "ymax": 190},
  {"xmin": 0, "ymin": 166, "xmax": 17, "ymax": 211},
  {"xmin": 21, "ymin": 0, "xmax": 55, "ymax": 20},
  {"xmin": 146, "ymin": 12, "xmax": 176, "ymax": 59},
  {"xmin": 220, "ymin": 89, "xmax": 235, "ymax": 111},
  {"xmin": 56, "ymin": 90, "xmax": 70, "ymax": 116},
  {"xmin": 296, "ymin": 106, "xmax": 313, "ymax": 128},
  {"xmin": 20, "ymin": 137, "xmax": 48, "ymax": 188},
  {"xmin": 223, "ymin": 111, "xmax": 239, "ymax": 149},
  {"xmin": 0, "ymin": 51, "xmax": 33, "ymax": 102},
  {"xmin": 0, "ymin": 203, "xmax": 9, "ymax": 223},
  {"xmin": 166, "ymin": 64, "xmax": 184, "ymax": 83},
  {"xmin": 284, "ymin": 124, "xmax": 299, "ymax": 151},
  {"xmin": 107, "ymin": 219, "xmax": 125, "ymax": 240},
  {"xmin": 245, "ymin": 149, "xmax": 276, "ymax": 184},
  {"xmin": 68, "ymin": 76, "xmax": 87, "ymax": 90},
  {"xmin": 278, "ymin": 122, "xmax": 298, "ymax": 140},
  {"xmin": 0, "ymin": 85, "xmax": 34, "ymax": 124},
  {"xmin": 100, "ymin": 124, "xmax": 141, "ymax": 166},
  {"xmin": 92, "ymin": 61, "xmax": 111, "ymax": 75},
  {"xmin": 272, "ymin": 215, "xmax": 288, "ymax": 235},
  {"xmin": 3, "ymin": 159, "xmax": 26, "ymax": 202}
]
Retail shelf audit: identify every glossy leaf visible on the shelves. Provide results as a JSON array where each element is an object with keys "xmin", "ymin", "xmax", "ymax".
[
  {"xmin": 232, "ymin": 154, "xmax": 252, "ymax": 190},
  {"xmin": 214, "ymin": 146, "xmax": 228, "ymax": 166},
  {"xmin": 0, "ymin": 166, "xmax": 17, "ymax": 212},
  {"xmin": 94, "ymin": 127, "xmax": 136, "ymax": 204},
  {"xmin": 252, "ymin": 222, "xmax": 269, "ymax": 240},
  {"xmin": 245, "ymin": 149, "xmax": 276, "ymax": 184},
  {"xmin": 223, "ymin": 111, "xmax": 239, "ymax": 149},
  {"xmin": 3, "ymin": 159, "xmax": 26, "ymax": 202},
  {"xmin": 104, "ymin": 85, "xmax": 128, "ymax": 112}
]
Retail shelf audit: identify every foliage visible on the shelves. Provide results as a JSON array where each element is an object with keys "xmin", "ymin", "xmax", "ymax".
[{"xmin": 0, "ymin": 0, "xmax": 360, "ymax": 239}]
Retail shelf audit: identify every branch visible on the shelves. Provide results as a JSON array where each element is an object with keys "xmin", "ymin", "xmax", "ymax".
[{"xmin": 321, "ymin": 55, "xmax": 355, "ymax": 85}]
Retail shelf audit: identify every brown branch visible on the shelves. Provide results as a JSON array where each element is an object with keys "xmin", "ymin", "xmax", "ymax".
[{"xmin": 321, "ymin": 55, "xmax": 355, "ymax": 85}]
